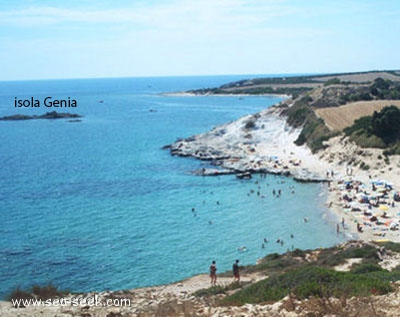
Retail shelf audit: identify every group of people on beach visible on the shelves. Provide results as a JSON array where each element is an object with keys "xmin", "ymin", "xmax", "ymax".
[{"xmin": 209, "ymin": 260, "xmax": 240, "ymax": 286}]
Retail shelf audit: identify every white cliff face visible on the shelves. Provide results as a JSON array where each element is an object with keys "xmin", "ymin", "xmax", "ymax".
[{"xmin": 170, "ymin": 106, "xmax": 329, "ymax": 182}]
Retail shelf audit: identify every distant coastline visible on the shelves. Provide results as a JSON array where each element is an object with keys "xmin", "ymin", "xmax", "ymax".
[{"xmin": 161, "ymin": 91, "xmax": 291, "ymax": 99}]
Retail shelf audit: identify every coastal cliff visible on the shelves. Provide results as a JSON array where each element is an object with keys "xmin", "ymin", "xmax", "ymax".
[{"xmin": 168, "ymin": 105, "xmax": 328, "ymax": 182}]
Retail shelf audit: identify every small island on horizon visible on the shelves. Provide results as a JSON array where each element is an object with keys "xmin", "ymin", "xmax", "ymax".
[{"xmin": 0, "ymin": 111, "xmax": 82, "ymax": 121}]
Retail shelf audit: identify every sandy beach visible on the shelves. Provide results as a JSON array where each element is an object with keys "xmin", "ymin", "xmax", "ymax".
[{"xmin": 320, "ymin": 136, "xmax": 400, "ymax": 243}]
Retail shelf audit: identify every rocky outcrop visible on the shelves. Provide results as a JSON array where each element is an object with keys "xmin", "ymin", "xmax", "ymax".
[
  {"xmin": 167, "ymin": 106, "xmax": 329, "ymax": 182},
  {"xmin": 0, "ymin": 111, "xmax": 82, "ymax": 121}
]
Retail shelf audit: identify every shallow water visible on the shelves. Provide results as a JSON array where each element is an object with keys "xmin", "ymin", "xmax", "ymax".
[{"xmin": 0, "ymin": 76, "xmax": 346, "ymax": 298}]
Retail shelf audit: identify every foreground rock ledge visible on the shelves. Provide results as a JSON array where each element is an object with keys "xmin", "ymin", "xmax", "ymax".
[{"xmin": 3, "ymin": 240, "xmax": 400, "ymax": 316}]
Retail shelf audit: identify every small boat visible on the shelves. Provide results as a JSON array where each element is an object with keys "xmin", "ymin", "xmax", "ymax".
[{"xmin": 237, "ymin": 246, "xmax": 248, "ymax": 252}]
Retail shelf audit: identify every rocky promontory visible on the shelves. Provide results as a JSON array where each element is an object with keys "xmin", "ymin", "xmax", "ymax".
[{"xmin": 168, "ymin": 106, "xmax": 328, "ymax": 182}]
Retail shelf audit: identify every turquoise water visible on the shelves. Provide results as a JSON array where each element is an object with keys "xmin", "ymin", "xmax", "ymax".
[{"xmin": 0, "ymin": 76, "xmax": 346, "ymax": 298}]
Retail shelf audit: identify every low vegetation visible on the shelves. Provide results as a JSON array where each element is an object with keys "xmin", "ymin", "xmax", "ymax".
[
  {"xmin": 8, "ymin": 283, "xmax": 68, "ymax": 307},
  {"xmin": 223, "ymin": 266, "xmax": 394, "ymax": 305},
  {"xmin": 189, "ymin": 86, "xmax": 312, "ymax": 99},
  {"xmin": 282, "ymin": 97, "xmax": 338, "ymax": 152},
  {"xmin": 193, "ymin": 241, "xmax": 400, "ymax": 308},
  {"xmin": 9, "ymin": 242, "xmax": 400, "ymax": 315},
  {"xmin": 324, "ymin": 77, "xmax": 342, "ymax": 86},
  {"xmin": 344, "ymin": 105, "xmax": 400, "ymax": 154},
  {"xmin": 312, "ymin": 78, "xmax": 400, "ymax": 108}
]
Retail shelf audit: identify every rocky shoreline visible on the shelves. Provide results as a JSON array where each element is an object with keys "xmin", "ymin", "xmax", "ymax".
[
  {"xmin": 167, "ymin": 105, "xmax": 329, "ymax": 183},
  {"xmin": 3, "ymin": 241, "xmax": 400, "ymax": 316}
]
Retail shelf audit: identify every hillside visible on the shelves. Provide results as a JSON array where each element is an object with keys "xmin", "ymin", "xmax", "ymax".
[
  {"xmin": 188, "ymin": 71, "xmax": 400, "ymax": 153},
  {"xmin": 229, "ymin": 70, "xmax": 400, "ymax": 153},
  {"xmin": 188, "ymin": 70, "xmax": 400, "ymax": 98},
  {"xmin": 315, "ymin": 100, "xmax": 400, "ymax": 131}
]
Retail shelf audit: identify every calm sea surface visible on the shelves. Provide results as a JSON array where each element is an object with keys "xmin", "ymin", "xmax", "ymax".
[{"xmin": 0, "ymin": 76, "xmax": 346, "ymax": 298}]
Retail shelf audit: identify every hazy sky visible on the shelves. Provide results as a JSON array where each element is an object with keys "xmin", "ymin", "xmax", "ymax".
[{"xmin": 1, "ymin": 0, "xmax": 399, "ymax": 81}]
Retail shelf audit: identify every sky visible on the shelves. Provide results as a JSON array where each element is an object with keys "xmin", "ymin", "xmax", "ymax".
[{"xmin": 0, "ymin": 0, "xmax": 399, "ymax": 81}]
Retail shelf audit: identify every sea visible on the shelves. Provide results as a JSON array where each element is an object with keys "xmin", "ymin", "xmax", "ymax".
[{"xmin": 0, "ymin": 75, "xmax": 348, "ymax": 299}]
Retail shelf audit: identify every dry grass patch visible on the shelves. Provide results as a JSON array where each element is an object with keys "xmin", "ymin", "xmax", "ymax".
[{"xmin": 315, "ymin": 100, "xmax": 400, "ymax": 131}]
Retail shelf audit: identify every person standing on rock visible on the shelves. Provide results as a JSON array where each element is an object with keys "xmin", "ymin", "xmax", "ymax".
[
  {"xmin": 210, "ymin": 260, "xmax": 217, "ymax": 286},
  {"xmin": 232, "ymin": 259, "xmax": 240, "ymax": 282}
]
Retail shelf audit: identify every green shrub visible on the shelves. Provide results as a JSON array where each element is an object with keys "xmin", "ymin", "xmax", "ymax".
[
  {"xmin": 349, "ymin": 132, "xmax": 386, "ymax": 148},
  {"xmin": 294, "ymin": 132, "xmax": 306, "ymax": 146},
  {"xmin": 245, "ymin": 255, "xmax": 302, "ymax": 274},
  {"xmin": 324, "ymin": 78, "xmax": 341, "ymax": 86},
  {"xmin": 383, "ymin": 142, "xmax": 400, "ymax": 155},
  {"xmin": 8, "ymin": 288, "xmax": 35, "ymax": 307},
  {"xmin": 344, "ymin": 106, "xmax": 400, "ymax": 152},
  {"xmin": 379, "ymin": 242, "xmax": 400, "ymax": 253},
  {"xmin": 31, "ymin": 283, "xmax": 61, "ymax": 300},
  {"xmin": 351, "ymin": 263, "xmax": 384, "ymax": 274},
  {"xmin": 223, "ymin": 266, "xmax": 394, "ymax": 306},
  {"xmin": 193, "ymin": 285, "xmax": 226, "ymax": 297},
  {"xmin": 244, "ymin": 119, "xmax": 256, "ymax": 130},
  {"xmin": 290, "ymin": 249, "xmax": 307, "ymax": 258},
  {"xmin": 316, "ymin": 244, "xmax": 380, "ymax": 267},
  {"xmin": 8, "ymin": 283, "xmax": 68, "ymax": 307},
  {"xmin": 285, "ymin": 104, "xmax": 313, "ymax": 128},
  {"xmin": 371, "ymin": 105, "xmax": 400, "ymax": 142},
  {"xmin": 359, "ymin": 161, "xmax": 370, "ymax": 170},
  {"xmin": 344, "ymin": 116, "xmax": 372, "ymax": 135}
]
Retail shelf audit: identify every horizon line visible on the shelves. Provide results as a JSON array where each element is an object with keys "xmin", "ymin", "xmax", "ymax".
[{"xmin": 1, "ymin": 69, "xmax": 399, "ymax": 83}]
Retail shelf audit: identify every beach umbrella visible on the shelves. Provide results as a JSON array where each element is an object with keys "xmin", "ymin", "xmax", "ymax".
[{"xmin": 379, "ymin": 205, "xmax": 389, "ymax": 211}]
